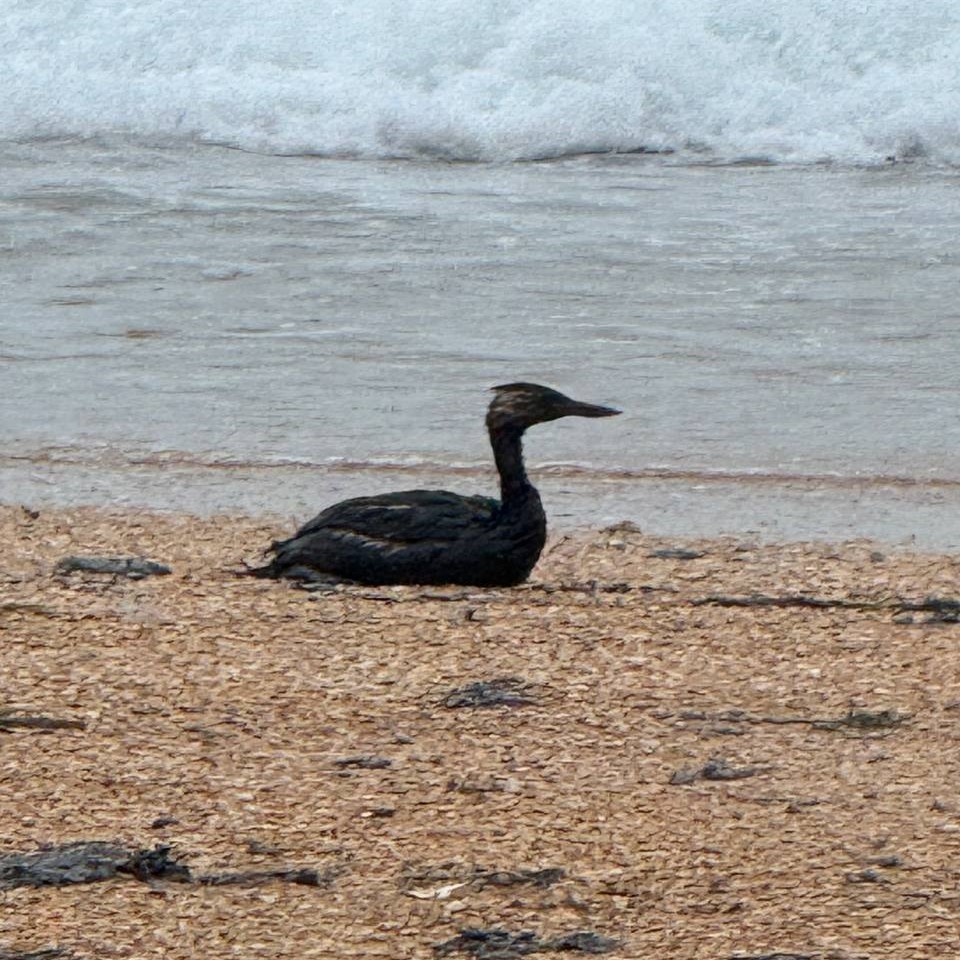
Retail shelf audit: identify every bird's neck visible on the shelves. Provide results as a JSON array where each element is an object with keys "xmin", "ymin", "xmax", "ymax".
[{"xmin": 490, "ymin": 424, "xmax": 534, "ymax": 506}]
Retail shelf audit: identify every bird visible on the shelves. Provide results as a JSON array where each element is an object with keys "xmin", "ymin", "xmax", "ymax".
[{"xmin": 247, "ymin": 382, "xmax": 620, "ymax": 586}]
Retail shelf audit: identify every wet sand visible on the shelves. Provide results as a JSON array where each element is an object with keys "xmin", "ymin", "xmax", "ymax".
[
  {"xmin": 2, "ymin": 505, "xmax": 960, "ymax": 958},
  {"xmin": 6, "ymin": 453, "xmax": 960, "ymax": 552}
]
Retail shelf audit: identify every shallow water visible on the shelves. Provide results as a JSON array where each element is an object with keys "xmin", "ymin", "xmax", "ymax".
[{"xmin": 3, "ymin": 141, "xmax": 960, "ymax": 547}]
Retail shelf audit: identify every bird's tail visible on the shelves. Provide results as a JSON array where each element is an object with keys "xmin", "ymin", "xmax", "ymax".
[
  {"xmin": 236, "ymin": 536, "xmax": 291, "ymax": 578},
  {"xmin": 238, "ymin": 558, "xmax": 278, "ymax": 578}
]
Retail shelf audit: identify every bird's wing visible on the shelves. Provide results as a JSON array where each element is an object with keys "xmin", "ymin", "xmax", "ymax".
[{"xmin": 281, "ymin": 489, "xmax": 500, "ymax": 548}]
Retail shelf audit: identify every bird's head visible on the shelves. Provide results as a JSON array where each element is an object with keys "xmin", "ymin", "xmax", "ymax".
[{"xmin": 486, "ymin": 382, "xmax": 620, "ymax": 433}]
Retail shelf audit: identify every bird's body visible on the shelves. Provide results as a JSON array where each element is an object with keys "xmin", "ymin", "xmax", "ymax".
[
  {"xmin": 264, "ymin": 487, "xmax": 544, "ymax": 586},
  {"xmin": 248, "ymin": 383, "xmax": 619, "ymax": 586}
]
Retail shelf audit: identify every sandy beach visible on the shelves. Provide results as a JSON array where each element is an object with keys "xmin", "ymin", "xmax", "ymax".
[
  {"xmin": 3, "ymin": 504, "xmax": 959, "ymax": 958},
  {"xmin": 6, "ymin": 4, "xmax": 960, "ymax": 957}
]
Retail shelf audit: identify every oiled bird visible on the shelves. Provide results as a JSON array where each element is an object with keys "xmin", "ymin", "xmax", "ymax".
[{"xmin": 248, "ymin": 382, "xmax": 620, "ymax": 586}]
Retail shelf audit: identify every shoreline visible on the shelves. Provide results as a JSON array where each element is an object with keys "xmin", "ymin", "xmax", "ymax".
[
  {"xmin": 4, "ymin": 456, "xmax": 959, "ymax": 551},
  {"xmin": 4, "ymin": 498, "xmax": 957, "ymax": 554}
]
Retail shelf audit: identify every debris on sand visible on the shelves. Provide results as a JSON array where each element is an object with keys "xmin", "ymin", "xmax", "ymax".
[
  {"xmin": 334, "ymin": 755, "xmax": 392, "ymax": 770},
  {"xmin": 442, "ymin": 678, "xmax": 539, "ymax": 709},
  {"xmin": 693, "ymin": 592, "xmax": 960, "ymax": 623},
  {"xmin": 475, "ymin": 867, "xmax": 565, "ymax": 889},
  {"xmin": 0, "ymin": 949, "xmax": 74, "ymax": 960},
  {"xmin": 149, "ymin": 817, "xmax": 179, "ymax": 829},
  {"xmin": 404, "ymin": 864, "xmax": 565, "ymax": 899},
  {"xmin": 667, "ymin": 708, "xmax": 907, "ymax": 737},
  {"xmin": 844, "ymin": 868, "xmax": 890, "ymax": 884},
  {"xmin": 0, "ymin": 842, "xmax": 331, "ymax": 890},
  {"xmin": 197, "ymin": 867, "xmax": 328, "ymax": 887},
  {"xmin": 434, "ymin": 928, "xmax": 619, "ymax": 957},
  {"xmin": 0, "ymin": 842, "xmax": 128, "ymax": 889},
  {"xmin": 670, "ymin": 758, "xmax": 762, "ymax": 785},
  {"xmin": 537, "ymin": 581, "xmax": 632, "ymax": 595},
  {"xmin": 691, "ymin": 593, "xmax": 882, "ymax": 611},
  {"xmin": 115, "ymin": 845, "xmax": 191, "ymax": 883},
  {"xmin": 55, "ymin": 556, "xmax": 172, "ymax": 579},
  {"xmin": 0, "ymin": 711, "xmax": 84, "ymax": 732},
  {"xmin": 648, "ymin": 547, "xmax": 705, "ymax": 560},
  {"xmin": 893, "ymin": 596, "xmax": 960, "ymax": 623},
  {"xmin": 811, "ymin": 709, "xmax": 906, "ymax": 733}
]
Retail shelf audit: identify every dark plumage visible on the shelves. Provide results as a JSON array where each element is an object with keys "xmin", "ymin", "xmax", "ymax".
[{"xmin": 247, "ymin": 382, "xmax": 620, "ymax": 586}]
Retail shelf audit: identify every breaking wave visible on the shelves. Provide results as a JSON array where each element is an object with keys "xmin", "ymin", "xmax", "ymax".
[{"xmin": 4, "ymin": 0, "xmax": 960, "ymax": 163}]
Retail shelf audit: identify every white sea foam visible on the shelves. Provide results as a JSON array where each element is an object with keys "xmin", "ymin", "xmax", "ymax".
[{"xmin": 4, "ymin": 0, "xmax": 960, "ymax": 163}]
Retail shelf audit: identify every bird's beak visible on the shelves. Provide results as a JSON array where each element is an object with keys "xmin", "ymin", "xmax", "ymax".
[{"xmin": 560, "ymin": 398, "xmax": 621, "ymax": 418}]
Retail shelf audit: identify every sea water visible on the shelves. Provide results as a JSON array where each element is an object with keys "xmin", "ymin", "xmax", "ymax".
[
  {"xmin": 2, "ymin": 2, "xmax": 960, "ymax": 547},
  {"xmin": 5, "ymin": 0, "xmax": 960, "ymax": 164}
]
